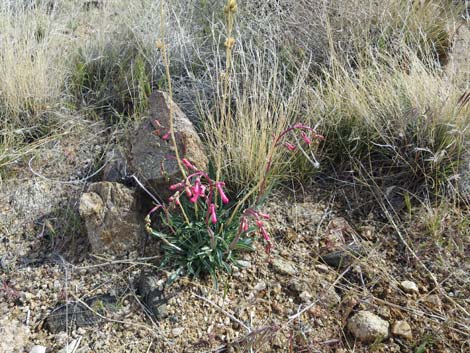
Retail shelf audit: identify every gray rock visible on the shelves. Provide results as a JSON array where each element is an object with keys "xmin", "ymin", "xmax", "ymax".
[
  {"xmin": 0, "ymin": 318, "xmax": 29, "ymax": 353},
  {"xmin": 299, "ymin": 291, "xmax": 312, "ymax": 303},
  {"xmin": 44, "ymin": 295, "xmax": 117, "ymax": 334},
  {"xmin": 136, "ymin": 270, "xmax": 168, "ymax": 320},
  {"xmin": 320, "ymin": 244, "xmax": 365, "ymax": 268},
  {"xmin": 319, "ymin": 280, "xmax": 341, "ymax": 307},
  {"xmin": 101, "ymin": 148, "xmax": 128, "ymax": 183},
  {"xmin": 347, "ymin": 310, "xmax": 389, "ymax": 343},
  {"xmin": 128, "ymin": 91, "xmax": 208, "ymax": 199},
  {"xmin": 171, "ymin": 327, "xmax": 184, "ymax": 337},
  {"xmin": 391, "ymin": 320, "xmax": 413, "ymax": 340},
  {"xmin": 272, "ymin": 257, "xmax": 298, "ymax": 276},
  {"xmin": 79, "ymin": 182, "xmax": 142, "ymax": 255},
  {"xmin": 399, "ymin": 280, "xmax": 419, "ymax": 295}
]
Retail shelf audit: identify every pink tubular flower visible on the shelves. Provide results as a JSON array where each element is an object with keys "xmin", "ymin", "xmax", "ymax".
[
  {"xmin": 162, "ymin": 132, "xmax": 170, "ymax": 140},
  {"xmin": 168, "ymin": 195, "xmax": 181, "ymax": 205},
  {"xmin": 283, "ymin": 142, "xmax": 297, "ymax": 151},
  {"xmin": 258, "ymin": 212, "xmax": 270, "ymax": 220},
  {"xmin": 240, "ymin": 217, "xmax": 249, "ymax": 232},
  {"xmin": 256, "ymin": 220, "xmax": 271, "ymax": 242},
  {"xmin": 169, "ymin": 182, "xmax": 184, "ymax": 191},
  {"xmin": 189, "ymin": 178, "xmax": 203, "ymax": 203},
  {"xmin": 209, "ymin": 204, "xmax": 217, "ymax": 224},
  {"xmin": 216, "ymin": 182, "xmax": 229, "ymax": 204},
  {"xmin": 182, "ymin": 158, "xmax": 197, "ymax": 171},
  {"xmin": 300, "ymin": 131, "xmax": 312, "ymax": 145}
]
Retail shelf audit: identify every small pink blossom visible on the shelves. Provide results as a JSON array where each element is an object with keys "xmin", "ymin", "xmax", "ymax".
[
  {"xmin": 284, "ymin": 142, "xmax": 297, "ymax": 151},
  {"xmin": 169, "ymin": 182, "xmax": 184, "ymax": 191},
  {"xmin": 154, "ymin": 119, "xmax": 164, "ymax": 128},
  {"xmin": 162, "ymin": 132, "xmax": 170, "ymax": 140},
  {"xmin": 216, "ymin": 182, "xmax": 229, "ymax": 204},
  {"xmin": 189, "ymin": 178, "xmax": 204, "ymax": 203},
  {"xmin": 209, "ymin": 204, "xmax": 217, "ymax": 224},
  {"xmin": 240, "ymin": 217, "xmax": 249, "ymax": 232},
  {"xmin": 258, "ymin": 212, "xmax": 270, "ymax": 220},
  {"xmin": 300, "ymin": 131, "xmax": 312, "ymax": 145},
  {"xmin": 182, "ymin": 158, "xmax": 197, "ymax": 171},
  {"xmin": 256, "ymin": 221, "xmax": 271, "ymax": 242}
]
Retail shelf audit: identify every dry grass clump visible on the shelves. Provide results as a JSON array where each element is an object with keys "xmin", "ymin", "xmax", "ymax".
[
  {"xmin": 199, "ymin": 46, "xmax": 316, "ymax": 194},
  {"xmin": 310, "ymin": 51, "xmax": 468, "ymax": 199},
  {"xmin": 0, "ymin": 3, "xmax": 68, "ymax": 127}
]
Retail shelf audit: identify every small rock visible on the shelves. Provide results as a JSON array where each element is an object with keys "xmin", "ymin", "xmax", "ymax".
[
  {"xmin": 236, "ymin": 260, "xmax": 251, "ymax": 269},
  {"xmin": 172, "ymin": 327, "xmax": 184, "ymax": 337},
  {"xmin": 423, "ymin": 294, "xmax": 442, "ymax": 310},
  {"xmin": 299, "ymin": 291, "xmax": 312, "ymax": 303},
  {"xmin": 376, "ymin": 306, "xmax": 391, "ymax": 319},
  {"xmin": 400, "ymin": 280, "xmax": 419, "ymax": 295},
  {"xmin": 57, "ymin": 337, "xmax": 82, "ymax": 353},
  {"xmin": 391, "ymin": 320, "xmax": 413, "ymax": 340},
  {"xmin": 101, "ymin": 148, "xmax": 128, "ymax": 183},
  {"xmin": 136, "ymin": 270, "xmax": 168, "ymax": 320},
  {"xmin": 272, "ymin": 257, "xmax": 297, "ymax": 276},
  {"xmin": 44, "ymin": 295, "xmax": 117, "ymax": 333},
  {"xmin": 254, "ymin": 281, "xmax": 267, "ymax": 292},
  {"xmin": 271, "ymin": 302, "xmax": 284, "ymax": 315},
  {"xmin": 30, "ymin": 346, "xmax": 47, "ymax": 353},
  {"xmin": 347, "ymin": 310, "xmax": 389, "ymax": 343},
  {"xmin": 320, "ymin": 244, "xmax": 365, "ymax": 268},
  {"xmin": 315, "ymin": 264, "xmax": 330, "ymax": 273}
]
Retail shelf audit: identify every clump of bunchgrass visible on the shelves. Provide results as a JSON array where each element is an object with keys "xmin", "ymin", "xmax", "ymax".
[{"xmin": 311, "ymin": 49, "xmax": 469, "ymax": 200}]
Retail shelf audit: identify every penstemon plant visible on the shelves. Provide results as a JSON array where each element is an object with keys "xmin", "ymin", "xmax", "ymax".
[
  {"xmin": 145, "ymin": 122, "xmax": 323, "ymax": 282},
  {"xmin": 145, "ymin": 0, "xmax": 324, "ymax": 283}
]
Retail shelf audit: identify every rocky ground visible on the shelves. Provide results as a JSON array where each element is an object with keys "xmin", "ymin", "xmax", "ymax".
[
  {"xmin": 1, "ymin": 16, "xmax": 470, "ymax": 353},
  {"xmin": 1, "ymin": 97, "xmax": 469, "ymax": 353}
]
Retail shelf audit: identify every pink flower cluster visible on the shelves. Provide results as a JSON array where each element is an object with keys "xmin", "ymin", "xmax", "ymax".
[
  {"xmin": 168, "ymin": 159, "xmax": 229, "ymax": 225},
  {"xmin": 277, "ymin": 123, "xmax": 324, "ymax": 151}
]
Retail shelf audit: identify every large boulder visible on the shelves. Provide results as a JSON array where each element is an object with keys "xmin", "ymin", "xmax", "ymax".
[
  {"xmin": 79, "ymin": 182, "xmax": 142, "ymax": 255},
  {"xmin": 128, "ymin": 91, "xmax": 208, "ymax": 199}
]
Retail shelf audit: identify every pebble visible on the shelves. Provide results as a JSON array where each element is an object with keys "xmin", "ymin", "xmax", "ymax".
[
  {"xmin": 315, "ymin": 264, "xmax": 330, "ymax": 273},
  {"xmin": 391, "ymin": 320, "xmax": 413, "ymax": 340},
  {"xmin": 347, "ymin": 310, "xmax": 389, "ymax": 343},
  {"xmin": 423, "ymin": 294, "xmax": 442, "ymax": 310},
  {"xmin": 236, "ymin": 260, "xmax": 251, "ymax": 268},
  {"xmin": 400, "ymin": 280, "xmax": 419, "ymax": 295},
  {"xmin": 271, "ymin": 302, "xmax": 283, "ymax": 315},
  {"xmin": 254, "ymin": 281, "xmax": 267, "ymax": 292},
  {"xmin": 30, "ymin": 346, "xmax": 47, "ymax": 353},
  {"xmin": 299, "ymin": 291, "xmax": 312, "ymax": 303},
  {"xmin": 272, "ymin": 283, "xmax": 282, "ymax": 295},
  {"xmin": 272, "ymin": 257, "xmax": 297, "ymax": 276},
  {"xmin": 172, "ymin": 327, "xmax": 184, "ymax": 337}
]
